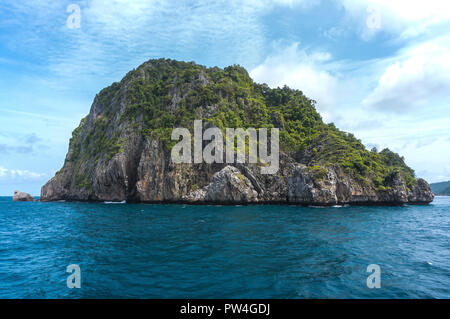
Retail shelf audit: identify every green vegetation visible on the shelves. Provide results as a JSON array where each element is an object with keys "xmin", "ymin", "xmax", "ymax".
[
  {"xmin": 65, "ymin": 58, "xmax": 417, "ymax": 191},
  {"xmin": 307, "ymin": 165, "xmax": 328, "ymax": 180}
]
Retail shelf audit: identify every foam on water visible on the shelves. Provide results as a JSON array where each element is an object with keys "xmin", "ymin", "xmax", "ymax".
[{"xmin": 104, "ymin": 200, "xmax": 126, "ymax": 204}]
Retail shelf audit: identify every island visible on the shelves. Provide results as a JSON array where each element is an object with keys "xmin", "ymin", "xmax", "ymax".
[
  {"xmin": 41, "ymin": 59, "xmax": 433, "ymax": 205},
  {"xmin": 430, "ymin": 181, "xmax": 450, "ymax": 196},
  {"xmin": 13, "ymin": 190, "xmax": 34, "ymax": 202}
]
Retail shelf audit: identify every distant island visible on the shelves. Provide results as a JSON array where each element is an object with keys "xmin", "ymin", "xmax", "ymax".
[
  {"xmin": 41, "ymin": 59, "xmax": 433, "ymax": 205},
  {"xmin": 430, "ymin": 181, "xmax": 450, "ymax": 196}
]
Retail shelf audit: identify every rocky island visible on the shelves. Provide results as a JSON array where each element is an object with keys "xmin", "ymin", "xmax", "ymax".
[
  {"xmin": 13, "ymin": 190, "xmax": 34, "ymax": 202},
  {"xmin": 41, "ymin": 59, "xmax": 433, "ymax": 205}
]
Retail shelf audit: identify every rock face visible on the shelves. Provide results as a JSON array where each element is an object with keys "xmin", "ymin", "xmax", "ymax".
[
  {"xmin": 13, "ymin": 191, "xmax": 34, "ymax": 202},
  {"xmin": 41, "ymin": 59, "xmax": 434, "ymax": 205},
  {"xmin": 183, "ymin": 166, "xmax": 258, "ymax": 203}
]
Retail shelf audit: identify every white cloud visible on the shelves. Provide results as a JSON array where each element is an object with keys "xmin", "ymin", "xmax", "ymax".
[
  {"xmin": 363, "ymin": 36, "xmax": 450, "ymax": 111},
  {"xmin": 60, "ymin": 0, "xmax": 319, "ymax": 78},
  {"xmin": 0, "ymin": 0, "xmax": 323, "ymax": 87},
  {"xmin": 248, "ymin": 37, "xmax": 450, "ymax": 184},
  {"xmin": 337, "ymin": 0, "xmax": 450, "ymax": 39},
  {"xmin": 0, "ymin": 0, "xmax": 266, "ymax": 80},
  {"xmin": 0, "ymin": 167, "xmax": 6, "ymax": 178},
  {"xmin": 242, "ymin": 0, "xmax": 319, "ymax": 9},
  {"xmin": 0, "ymin": 166, "xmax": 47, "ymax": 181},
  {"xmin": 250, "ymin": 43, "xmax": 340, "ymax": 122},
  {"xmin": 394, "ymin": 137, "xmax": 450, "ymax": 183}
]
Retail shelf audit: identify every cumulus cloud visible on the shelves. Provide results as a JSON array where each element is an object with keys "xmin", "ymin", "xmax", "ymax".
[
  {"xmin": 333, "ymin": 0, "xmax": 450, "ymax": 40},
  {"xmin": 250, "ymin": 43, "xmax": 341, "ymax": 121},
  {"xmin": 0, "ymin": 166, "xmax": 46, "ymax": 181},
  {"xmin": 363, "ymin": 36, "xmax": 450, "ymax": 111}
]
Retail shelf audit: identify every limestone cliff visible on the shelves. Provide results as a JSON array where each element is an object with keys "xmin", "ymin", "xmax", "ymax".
[{"xmin": 41, "ymin": 59, "xmax": 433, "ymax": 205}]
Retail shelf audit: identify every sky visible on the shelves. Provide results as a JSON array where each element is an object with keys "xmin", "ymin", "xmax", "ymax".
[{"xmin": 0, "ymin": 0, "xmax": 449, "ymax": 195}]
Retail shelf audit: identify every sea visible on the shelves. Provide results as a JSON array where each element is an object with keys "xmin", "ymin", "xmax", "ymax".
[{"xmin": 0, "ymin": 196, "xmax": 449, "ymax": 299}]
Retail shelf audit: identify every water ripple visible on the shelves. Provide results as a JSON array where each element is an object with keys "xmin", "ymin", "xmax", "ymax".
[{"xmin": 0, "ymin": 197, "xmax": 449, "ymax": 298}]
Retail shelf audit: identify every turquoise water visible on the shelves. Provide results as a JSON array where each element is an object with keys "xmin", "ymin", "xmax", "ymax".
[{"xmin": 0, "ymin": 196, "xmax": 449, "ymax": 299}]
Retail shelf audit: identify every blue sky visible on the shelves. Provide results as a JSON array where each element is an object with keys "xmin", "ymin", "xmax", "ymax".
[{"xmin": 0, "ymin": 0, "xmax": 449, "ymax": 195}]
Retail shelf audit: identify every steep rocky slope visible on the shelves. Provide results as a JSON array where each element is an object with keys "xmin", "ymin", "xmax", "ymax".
[{"xmin": 41, "ymin": 59, "xmax": 433, "ymax": 205}]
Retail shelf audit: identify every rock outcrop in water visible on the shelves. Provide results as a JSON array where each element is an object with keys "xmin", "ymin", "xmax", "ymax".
[
  {"xmin": 13, "ymin": 190, "xmax": 34, "ymax": 202},
  {"xmin": 41, "ymin": 59, "xmax": 434, "ymax": 205}
]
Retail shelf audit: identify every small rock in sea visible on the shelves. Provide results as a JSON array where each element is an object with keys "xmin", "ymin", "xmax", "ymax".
[{"xmin": 13, "ymin": 190, "xmax": 34, "ymax": 202}]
